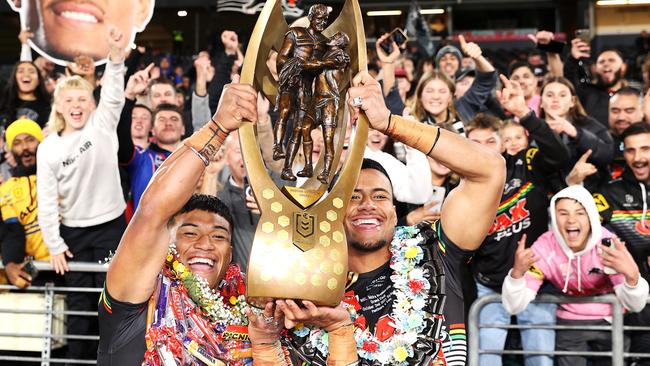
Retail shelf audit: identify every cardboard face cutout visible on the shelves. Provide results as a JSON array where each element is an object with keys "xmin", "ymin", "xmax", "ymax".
[{"xmin": 8, "ymin": 0, "xmax": 155, "ymax": 66}]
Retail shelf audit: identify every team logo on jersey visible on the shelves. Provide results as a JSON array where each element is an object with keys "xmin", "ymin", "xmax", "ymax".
[
  {"xmin": 527, "ymin": 263, "xmax": 544, "ymax": 279},
  {"xmin": 626, "ymin": 194, "xmax": 634, "ymax": 204},
  {"xmin": 592, "ymin": 193, "xmax": 610, "ymax": 212},
  {"xmin": 488, "ymin": 198, "xmax": 531, "ymax": 241},
  {"xmin": 525, "ymin": 147, "xmax": 539, "ymax": 170},
  {"xmin": 503, "ymin": 179, "xmax": 522, "ymax": 195}
]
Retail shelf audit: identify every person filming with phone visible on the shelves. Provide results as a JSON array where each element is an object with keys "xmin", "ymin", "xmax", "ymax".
[
  {"xmin": 564, "ymin": 29, "xmax": 631, "ymax": 127},
  {"xmin": 502, "ymin": 184, "xmax": 648, "ymax": 366}
]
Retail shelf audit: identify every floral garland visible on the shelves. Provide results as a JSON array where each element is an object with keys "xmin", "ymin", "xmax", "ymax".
[
  {"xmin": 294, "ymin": 225, "xmax": 430, "ymax": 365},
  {"xmin": 166, "ymin": 244, "xmax": 248, "ymax": 325}
]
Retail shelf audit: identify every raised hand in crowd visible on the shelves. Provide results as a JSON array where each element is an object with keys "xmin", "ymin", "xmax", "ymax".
[
  {"xmin": 375, "ymin": 33, "xmax": 401, "ymax": 97},
  {"xmin": 107, "ymin": 24, "xmax": 126, "ymax": 62},
  {"xmin": 18, "ymin": 28, "xmax": 33, "ymax": 44},
  {"xmin": 566, "ymin": 150, "xmax": 597, "ymax": 186},
  {"xmin": 528, "ymin": 30, "xmax": 564, "ymax": 76},
  {"xmin": 497, "ymin": 74, "xmax": 530, "ymax": 118},
  {"xmin": 125, "ymin": 62, "xmax": 155, "ymax": 100},
  {"xmin": 570, "ymin": 37, "xmax": 591, "ymax": 60},
  {"xmin": 459, "ymin": 34, "xmax": 494, "ymax": 72},
  {"xmin": 511, "ymin": 234, "xmax": 540, "ymax": 279},
  {"xmin": 527, "ymin": 30, "xmax": 555, "ymax": 46},
  {"xmin": 195, "ymin": 52, "xmax": 212, "ymax": 97},
  {"xmin": 599, "ymin": 237, "xmax": 640, "ymax": 286},
  {"xmin": 221, "ymin": 30, "xmax": 239, "ymax": 54},
  {"xmin": 66, "ymin": 55, "xmax": 96, "ymax": 84}
]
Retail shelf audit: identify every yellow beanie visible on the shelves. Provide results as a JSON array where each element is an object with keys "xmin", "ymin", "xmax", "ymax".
[{"xmin": 6, "ymin": 119, "xmax": 43, "ymax": 150}]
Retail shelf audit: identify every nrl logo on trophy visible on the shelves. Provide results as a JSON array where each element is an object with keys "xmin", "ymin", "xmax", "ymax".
[{"xmin": 239, "ymin": 0, "xmax": 368, "ymax": 307}]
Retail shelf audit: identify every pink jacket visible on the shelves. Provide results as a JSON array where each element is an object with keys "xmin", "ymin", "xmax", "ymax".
[{"xmin": 502, "ymin": 185, "xmax": 649, "ymax": 320}]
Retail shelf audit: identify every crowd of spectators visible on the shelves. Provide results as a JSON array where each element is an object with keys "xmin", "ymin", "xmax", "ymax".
[{"xmin": 1, "ymin": 14, "xmax": 650, "ymax": 365}]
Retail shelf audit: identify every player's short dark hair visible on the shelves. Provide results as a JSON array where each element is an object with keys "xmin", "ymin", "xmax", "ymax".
[
  {"xmin": 612, "ymin": 86, "xmax": 643, "ymax": 100},
  {"xmin": 168, "ymin": 194, "xmax": 235, "ymax": 232},
  {"xmin": 150, "ymin": 77, "xmax": 177, "ymax": 92},
  {"xmin": 153, "ymin": 103, "xmax": 184, "ymax": 123},
  {"xmin": 467, "ymin": 113, "xmax": 503, "ymax": 134},
  {"xmin": 360, "ymin": 158, "xmax": 394, "ymax": 194},
  {"xmin": 508, "ymin": 61, "xmax": 534, "ymax": 78},
  {"xmin": 622, "ymin": 123, "xmax": 650, "ymax": 143}
]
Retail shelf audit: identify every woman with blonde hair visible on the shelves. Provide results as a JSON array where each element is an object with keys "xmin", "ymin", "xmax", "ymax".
[
  {"xmin": 407, "ymin": 36, "xmax": 497, "ymax": 134},
  {"xmin": 36, "ymin": 26, "xmax": 128, "ymax": 362}
]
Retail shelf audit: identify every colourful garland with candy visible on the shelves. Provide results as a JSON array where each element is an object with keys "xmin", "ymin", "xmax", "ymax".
[
  {"xmin": 143, "ymin": 246, "xmax": 251, "ymax": 366},
  {"xmin": 293, "ymin": 225, "xmax": 431, "ymax": 365}
]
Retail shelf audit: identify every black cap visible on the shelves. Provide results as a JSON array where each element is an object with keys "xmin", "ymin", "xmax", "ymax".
[{"xmin": 455, "ymin": 68, "xmax": 476, "ymax": 83}]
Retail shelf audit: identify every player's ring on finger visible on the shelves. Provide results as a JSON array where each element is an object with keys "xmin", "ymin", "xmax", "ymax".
[
  {"xmin": 263, "ymin": 316, "xmax": 275, "ymax": 324},
  {"xmin": 352, "ymin": 96, "xmax": 363, "ymax": 107}
]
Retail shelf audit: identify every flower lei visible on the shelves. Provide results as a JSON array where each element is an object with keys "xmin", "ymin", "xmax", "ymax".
[
  {"xmin": 294, "ymin": 225, "xmax": 430, "ymax": 365},
  {"xmin": 166, "ymin": 244, "xmax": 248, "ymax": 325}
]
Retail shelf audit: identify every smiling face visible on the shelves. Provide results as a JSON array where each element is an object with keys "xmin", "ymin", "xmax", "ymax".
[
  {"xmin": 55, "ymin": 87, "xmax": 96, "ymax": 134},
  {"xmin": 623, "ymin": 132, "xmax": 650, "ymax": 184},
  {"xmin": 421, "ymin": 78, "xmax": 452, "ymax": 118},
  {"xmin": 510, "ymin": 66, "xmax": 536, "ymax": 99},
  {"xmin": 596, "ymin": 51, "xmax": 624, "ymax": 86},
  {"xmin": 152, "ymin": 110, "xmax": 184, "ymax": 146},
  {"xmin": 15, "ymin": 62, "xmax": 39, "ymax": 95},
  {"xmin": 541, "ymin": 82, "xmax": 575, "ymax": 119},
  {"xmin": 609, "ymin": 94, "xmax": 643, "ymax": 136},
  {"xmin": 131, "ymin": 106, "xmax": 152, "ymax": 140},
  {"xmin": 345, "ymin": 169, "xmax": 397, "ymax": 253},
  {"xmin": 500, "ymin": 124, "xmax": 529, "ymax": 156},
  {"xmin": 18, "ymin": 0, "xmax": 153, "ymax": 62},
  {"xmin": 367, "ymin": 128, "xmax": 388, "ymax": 151},
  {"xmin": 438, "ymin": 53, "xmax": 459, "ymax": 78},
  {"xmin": 555, "ymin": 198, "xmax": 591, "ymax": 252},
  {"xmin": 11, "ymin": 133, "xmax": 39, "ymax": 168},
  {"xmin": 172, "ymin": 210, "xmax": 232, "ymax": 289}
]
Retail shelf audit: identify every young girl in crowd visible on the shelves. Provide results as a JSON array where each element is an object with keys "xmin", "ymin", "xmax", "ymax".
[
  {"xmin": 36, "ymin": 26, "xmax": 127, "ymax": 362},
  {"xmin": 538, "ymin": 76, "xmax": 613, "ymax": 191},
  {"xmin": 0, "ymin": 61, "xmax": 51, "ymax": 127}
]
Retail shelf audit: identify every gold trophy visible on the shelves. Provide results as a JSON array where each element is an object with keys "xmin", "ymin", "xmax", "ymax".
[{"xmin": 239, "ymin": 0, "xmax": 368, "ymax": 307}]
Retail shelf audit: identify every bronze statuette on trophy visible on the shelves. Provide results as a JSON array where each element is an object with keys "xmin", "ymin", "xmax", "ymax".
[{"xmin": 272, "ymin": 4, "xmax": 351, "ymax": 184}]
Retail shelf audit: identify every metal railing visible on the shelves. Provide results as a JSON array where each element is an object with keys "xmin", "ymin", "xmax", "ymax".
[
  {"xmin": 0, "ymin": 261, "xmax": 107, "ymax": 365},
  {"xmin": 467, "ymin": 293, "xmax": 650, "ymax": 366}
]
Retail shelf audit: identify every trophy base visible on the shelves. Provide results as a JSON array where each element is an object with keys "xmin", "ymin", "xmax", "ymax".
[{"xmin": 247, "ymin": 296, "xmax": 339, "ymax": 309}]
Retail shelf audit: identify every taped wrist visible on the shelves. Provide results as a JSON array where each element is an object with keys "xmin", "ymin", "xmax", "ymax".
[
  {"xmin": 183, "ymin": 119, "xmax": 229, "ymax": 165},
  {"xmin": 326, "ymin": 324, "xmax": 358, "ymax": 365},
  {"xmin": 387, "ymin": 115, "xmax": 441, "ymax": 156},
  {"xmin": 251, "ymin": 341, "xmax": 290, "ymax": 365}
]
